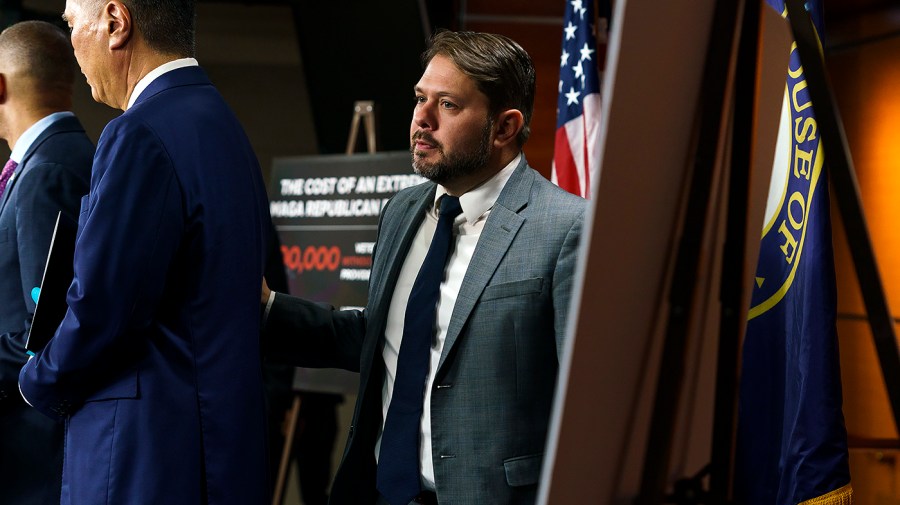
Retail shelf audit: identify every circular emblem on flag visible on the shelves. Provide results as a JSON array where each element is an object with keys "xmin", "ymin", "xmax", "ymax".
[{"xmin": 748, "ymin": 45, "xmax": 824, "ymax": 320}]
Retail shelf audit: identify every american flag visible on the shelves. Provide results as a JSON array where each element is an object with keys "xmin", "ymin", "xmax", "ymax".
[{"xmin": 551, "ymin": 0, "xmax": 604, "ymax": 198}]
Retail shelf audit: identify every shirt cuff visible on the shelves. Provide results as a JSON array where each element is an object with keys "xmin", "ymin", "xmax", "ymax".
[
  {"xmin": 263, "ymin": 290, "xmax": 277, "ymax": 326},
  {"xmin": 19, "ymin": 377, "xmax": 33, "ymax": 407}
]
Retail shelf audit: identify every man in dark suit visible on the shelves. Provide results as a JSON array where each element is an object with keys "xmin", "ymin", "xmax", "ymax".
[
  {"xmin": 262, "ymin": 31, "xmax": 586, "ymax": 505},
  {"xmin": 19, "ymin": 1, "xmax": 271, "ymax": 504},
  {"xmin": 0, "ymin": 20, "xmax": 93, "ymax": 505}
]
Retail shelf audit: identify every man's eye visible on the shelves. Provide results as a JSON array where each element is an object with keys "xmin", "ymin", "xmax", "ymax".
[{"xmin": 440, "ymin": 101, "xmax": 456, "ymax": 109}]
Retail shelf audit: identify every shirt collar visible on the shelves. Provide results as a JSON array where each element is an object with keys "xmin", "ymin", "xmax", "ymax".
[
  {"xmin": 433, "ymin": 153, "xmax": 521, "ymax": 224},
  {"xmin": 126, "ymin": 57, "xmax": 200, "ymax": 110},
  {"xmin": 10, "ymin": 111, "xmax": 76, "ymax": 163}
]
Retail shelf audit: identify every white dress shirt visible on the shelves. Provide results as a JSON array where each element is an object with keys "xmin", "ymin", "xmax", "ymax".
[
  {"xmin": 376, "ymin": 153, "xmax": 521, "ymax": 491},
  {"xmin": 126, "ymin": 57, "xmax": 199, "ymax": 110}
]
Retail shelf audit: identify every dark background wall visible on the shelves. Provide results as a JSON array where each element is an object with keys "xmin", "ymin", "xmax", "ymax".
[
  {"xmin": 824, "ymin": 2, "xmax": 900, "ymax": 503},
  {"xmin": 0, "ymin": 0, "xmax": 439, "ymax": 181},
  {"xmin": 291, "ymin": 0, "xmax": 429, "ymax": 154},
  {"xmin": 0, "ymin": 0, "xmax": 568, "ymax": 181}
]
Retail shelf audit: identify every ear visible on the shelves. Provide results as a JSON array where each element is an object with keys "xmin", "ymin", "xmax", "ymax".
[
  {"xmin": 492, "ymin": 109, "xmax": 525, "ymax": 148},
  {"xmin": 0, "ymin": 74, "xmax": 6, "ymax": 104},
  {"xmin": 104, "ymin": 1, "xmax": 133, "ymax": 51}
]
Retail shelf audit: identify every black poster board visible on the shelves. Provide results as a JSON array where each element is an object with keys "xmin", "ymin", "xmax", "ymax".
[
  {"xmin": 269, "ymin": 151, "xmax": 425, "ymax": 393},
  {"xmin": 26, "ymin": 212, "xmax": 77, "ymax": 354}
]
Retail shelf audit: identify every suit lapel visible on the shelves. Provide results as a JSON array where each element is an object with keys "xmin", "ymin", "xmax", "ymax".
[
  {"xmin": 358, "ymin": 183, "xmax": 435, "ymax": 391},
  {"xmin": 368, "ymin": 184, "xmax": 435, "ymax": 327},
  {"xmin": 0, "ymin": 116, "xmax": 85, "ymax": 214},
  {"xmin": 438, "ymin": 159, "xmax": 535, "ymax": 371}
]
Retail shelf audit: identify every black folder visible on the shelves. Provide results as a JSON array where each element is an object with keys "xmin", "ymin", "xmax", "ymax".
[{"xmin": 26, "ymin": 211, "xmax": 77, "ymax": 354}]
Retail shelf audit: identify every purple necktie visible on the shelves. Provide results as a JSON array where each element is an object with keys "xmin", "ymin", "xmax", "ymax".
[{"xmin": 0, "ymin": 159, "xmax": 17, "ymax": 197}]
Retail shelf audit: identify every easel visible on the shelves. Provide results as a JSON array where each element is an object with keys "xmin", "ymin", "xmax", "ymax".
[
  {"xmin": 271, "ymin": 101, "xmax": 378, "ymax": 505},
  {"xmin": 272, "ymin": 392, "xmax": 303, "ymax": 505},
  {"xmin": 345, "ymin": 100, "xmax": 377, "ymax": 155}
]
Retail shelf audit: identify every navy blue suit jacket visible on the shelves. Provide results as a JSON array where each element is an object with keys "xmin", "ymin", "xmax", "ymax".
[
  {"xmin": 0, "ymin": 115, "xmax": 92, "ymax": 505},
  {"xmin": 20, "ymin": 67, "xmax": 272, "ymax": 504}
]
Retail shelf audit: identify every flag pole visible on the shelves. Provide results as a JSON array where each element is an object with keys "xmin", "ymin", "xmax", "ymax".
[
  {"xmin": 783, "ymin": 0, "xmax": 900, "ymax": 437},
  {"xmin": 708, "ymin": 0, "xmax": 762, "ymax": 502}
]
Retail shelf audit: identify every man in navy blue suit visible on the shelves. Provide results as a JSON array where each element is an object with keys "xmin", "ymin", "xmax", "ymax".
[
  {"xmin": 19, "ymin": 1, "xmax": 272, "ymax": 503},
  {"xmin": 0, "ymin": 20, "xmax": 93, "ymax": 505}
]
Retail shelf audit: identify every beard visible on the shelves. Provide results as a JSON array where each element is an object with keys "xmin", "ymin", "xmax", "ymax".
[{"xmin": 410, "ymin": 119, "xmax": 493, "ymax": 186}]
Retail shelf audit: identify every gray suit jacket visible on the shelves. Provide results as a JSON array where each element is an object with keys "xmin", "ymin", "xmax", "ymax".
[{"xmin": 265, "ymin": 156, "xmax": 586, "ymax": 505}]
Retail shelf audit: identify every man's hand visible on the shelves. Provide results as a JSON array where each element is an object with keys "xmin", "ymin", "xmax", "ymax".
[{"xmin": 261, "ymin": 278, "xmax": 271, "ymax": 305}]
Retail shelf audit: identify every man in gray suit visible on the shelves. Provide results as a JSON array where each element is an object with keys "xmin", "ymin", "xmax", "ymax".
[
  {"xmin": 263, "ymin": 30, "xmax": 586, "ymax": 505},
  {"xmin": 0, "ymin": 21, "xmax": 93, "ymax": 504}
]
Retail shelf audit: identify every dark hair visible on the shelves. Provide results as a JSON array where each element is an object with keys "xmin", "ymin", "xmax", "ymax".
[
  {"xmin": 105, "ymin": 0, "xmax": 196, "ymax": 57},
  {"xmin": 0, "ymin": 21, "xmax": 76, "ymax": 95},
  {"xmin": 422, "ymin": 30, "xmax": 536, "ymax": 147}
]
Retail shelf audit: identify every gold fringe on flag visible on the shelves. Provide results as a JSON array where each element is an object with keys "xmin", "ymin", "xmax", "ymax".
[{"xmin": 798, "ymin": 484, "xmax": 853, "ymax": 505}]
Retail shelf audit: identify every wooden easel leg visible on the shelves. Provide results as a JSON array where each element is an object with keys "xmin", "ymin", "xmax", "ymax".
[
  {"xmin": 272, "ymin": 394, "xmax": 303, "ymax": 505},
  {"xmin": 345, "ymin": 100, "xmax": 377, "ymax": 155}
]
